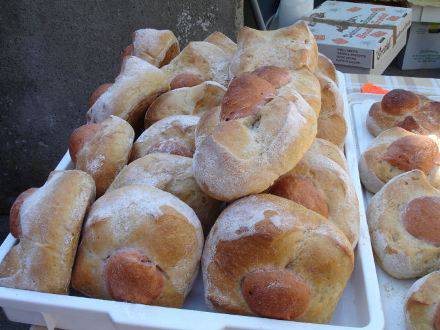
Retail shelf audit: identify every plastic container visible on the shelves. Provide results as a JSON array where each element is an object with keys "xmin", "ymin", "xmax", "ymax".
[
  {"xmin": 0, "ymin": 72, "xmax": 384, "ymax": 330},
  {"xmin": 348, "ymin": 92, "xmax": 440, "ymax": 330}
]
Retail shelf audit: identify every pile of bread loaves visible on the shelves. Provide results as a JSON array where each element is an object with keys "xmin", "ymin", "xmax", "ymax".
[
  {"xmin": 361, "ymin": 89, "xmax": 440, "ymax": 330},
  {"xmin": 0, "ymin": 22, "xmax": 360, "ymax": 324}
]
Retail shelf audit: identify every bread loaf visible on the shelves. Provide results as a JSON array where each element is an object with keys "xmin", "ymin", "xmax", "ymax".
[
  {"xmin": 367, "ymin": 170, "xmax": 440, "ymax": 279},
  {"xmin": 193, "ymin": 66, "xmax": 318, "ymax": 201},
  {"xmin": 202, "ymin": 194, "xmax": 354, "ymax": 323},
  {"xmin": 69, "ymin": 116, "xmax": 134, "ymax": 196},
  {"xmin": 144, "ymin": 81, "xmax": 226, "ymax": 127},
  {"xmin": 367, "ymin": 89, "xmax": 440, "ymax": 137},
  {"xmin": 0, "ymin": 170, "xmax": 95, "ymax": 293},
  {"xmin": 269, "ymin": 139, "xmax": 359, "ymax": 247},
  {"xmin": 122, "ymin": 28, "xmax": 179, "ymax": 67},
  {"xmin": 108, "ymin": 153, "xmax": 222, "ymax": 235},
  {"xmin": 204, "ymin": 31, "xmax": 237, "ymax": 57},
  {"xmin": 71, "ymin": 184, "xmax": 203, "ymax": 307},
  {"xmin": 87, "ymin": 56, "xmax": 169, "ymax": 129},
  {"xmin": 405, "ymin": 271, "xmax": 440, "ymax": 330},
  {"xmin": 131, "ymin": 115, "xmax": 198, "ymax": 161},
  {"xmin": 360, "ymin": 127, "xmax": 440, "ymax": 193}
]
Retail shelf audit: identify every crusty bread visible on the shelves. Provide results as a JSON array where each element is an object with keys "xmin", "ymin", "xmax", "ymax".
[
  {"xmin": 144, "ymin": 81, "xmax": 226, "ymax": 127},
  {"xmin": 367, "ymin": 170, "xmax": 440, "ymax": 279},
  {"xmin": 359, "ymin": 127, "xmax": 440, "ymax": 194},
  {"xmin": 193, "ymin": 66, "xmax": 317, "ymax": 201},
  {"xmin": 87, "ymin": 56, "xmax": 169, "ymax": 129},
  {"xmin": 69, "ymin": 116, "xmax": 135, "ymax": 196},
  {"xmin": 71, "ymin": 184, "xmax": 203, "ymax": 307},
  {"xmin": 315, "ymin": 72, "xmax": 346, "ymax": 148},
  {"xmin": 316, "ymin": 53, "xmax": 337, "ymax": 84},
  {"xmin": 161, "ymin": 41, "xmax": 231, "ymax": 88},
  {"xmin": 204, "ymin": 31, "xmax": 237, "ymax": 57},
  {"xmin": 405, "ymin": 271, "xmax": 440, "ymax": 330},
  {"xmin": 202, "ymin": 194, "xmax": 354, "ymax": 323},
  {"xmin": 230, "ymin": 21, "xmax": 318, "ymax": 76},
  {"xmin": 269, "ymin": 139, "xmax": 359, "ymax": 248},
  {"xmin": 367, "ymin": 89, "xmax": 440, "ymax": 137},
  {"xmin": 131, "ymin": 115, "xmax": 198, "ymax": 161},
  {"xmin": 0, "ymin": 170, "xmax": 95, "ymax": 294},
  {"xmin": 108, "ymin": 153, "xmax": 222, "ymax": 235},
  {"xmin": 127, "ymin": 28, "xmax": 180, "ymax": 67},
  {"xmin": 88, "ymin": 83, "xmax": 113, "ymax": 108},
  {"xmin": 309, "ymin": 138, "xmax": 348, "ymax": 171}
]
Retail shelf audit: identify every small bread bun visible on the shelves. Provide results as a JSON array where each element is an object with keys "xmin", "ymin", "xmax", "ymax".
[
  {"xmin": 367, "ymin": 170, "xmax": 440, "ymax": 279},
  {"xmin": 202, "ymin": 194, "xmax": 354, "ymax": 323},
  {"xmin": 109, "ymin": 153, "xmax": 221, "ymax": 234},
  {"xmin": 359, "ymin": 127, "xmax": 440, "ymax": 193},
  {"xmin": 0, "ymin": 170, "xmax": 95, "ymax": 294},
  {"xmin": 144, "ymin": 81, "xmax": 226, "ymax": 127},
  {"xmin": 161, "ymin": 41, "xmax": 231, "ymax": 87},
  {"xmin": 367, "ymin": 89, "xmax": 440, "ymax": 137},
  {"xmin": 269, "ymin": 138, "xmax": 359, "ymax": 247},
  {"xmin": 131, "ymin": 115, "xmax": 198, "ymax": 161},
  {"xmin": 204, "ymin": 31, "xmax": 237, "ymax": 57},
  {"xmin": 130, "ymin": 28, "xmax": 179, "ymax": 67},
  {"xmin": 69, "ymin": 116, "xmax": 134, "ymax": 196},
  {"xmin": 87, "ymin": 56, "xmax": 169, "ymax": 129},
  {"xmin": 193, "ymin": 66, "xmax": 317, "ymax": 201},
  {"xmin": 71, "ymin": 184, "xmax": 203, "ymax": 307},
  {"xmin": 405, "ymin": 271, "xmax": 440, "ymax": 330},
  {"xmin": 229, "ymin": 21, "xmax": 318, "ymax": 76}
]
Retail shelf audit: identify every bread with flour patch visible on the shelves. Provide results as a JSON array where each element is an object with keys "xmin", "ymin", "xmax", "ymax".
[
  {"xmin": 359, "ymin": 127, "xmax": 440, "ymax": 194},
  {"xmin": 0, "ymin": 170, "xmax": 95, "ymax": 293},
  {"xmin": 72, "ymin": 184, "xmax": 203, "ymax": 307},
  {"xmin": 367, "ymin": 170, "xmax": 440, "ymax": 279},
  {"xmin": 202, "ymin": 194, "xmax": 354, "ymax": 323},
  {"xmin": 405, "ymin": 271, "xmax": 440, "ymax": 330}
]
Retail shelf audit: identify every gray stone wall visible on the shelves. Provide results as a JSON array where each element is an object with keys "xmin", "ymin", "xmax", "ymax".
[{"xmin": 0, "ymin": 0, "xmax": 243, "ymax": 213}]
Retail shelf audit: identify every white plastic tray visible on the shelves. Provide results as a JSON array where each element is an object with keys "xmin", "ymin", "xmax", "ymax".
[
  {"xmin": 0, "ymin": 73, "xmax": 384, "ymax": 330},
  {"xmin": 348, "ymin": 93, "xmax": 440, "ymax": 330}
]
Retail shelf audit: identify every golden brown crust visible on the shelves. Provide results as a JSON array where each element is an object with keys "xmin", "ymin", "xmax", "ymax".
[
  {"xmin": 269, "ymin": 174, "xmax": 329, "ymax": 218},
  {"xmin": 204, "ymin": 32, "xmax": 237, "ymax": 57},
  {"xmin": 9, "ymin": 188, "xmax": 37, "ymax": 238},
  {"xmin": 316, "ymin": 53, "xmax": 337, "ymax": 83},
  {"xmin": 88, "ymin": 83, "xmax": 113, "ymax": 108},
  {"xmin": 105, "ymin": 250, "xmax": 165, "ymax": 304},
  {"xmin": 72, "ymin": 116, "xmax": 134, "ymax": 196},
  {"xmin": 170, "ymin": 73, "xmax": 203, "ymax": 90},
  {"xmin": 382, "ymin": 89, "xmax": 420, "ymax": 115},
  {"xmin": 0, "ymin": 170, "xmax": 95, "ymax": 294},
  {"xmin": 381, "ymin": 135, "xmax": 439, "ymax": 173},
  {"xmin": 403, "ymin": 196, "xmax": 440, "ymax": 246},
  {"xmin": 71, "ymin": 184, "xmax": 203, "ymax": 307},
  {"xmin": 202, "ymin": 194, "xmax": 354, "ymax": 323},
  {"xmin": 242, "ymin": 270, "xmax": 311, "ymax": 320}
]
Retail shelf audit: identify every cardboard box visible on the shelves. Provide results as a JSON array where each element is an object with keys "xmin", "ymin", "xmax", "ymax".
[
  {"xmin": 305, "ymin": 1, "xmax": 412, "ymax": 73},
  {"xmin": 409, "ymin": 0, "xmax": 440, "ymax": 23},
  {"xmin": 400, "ymin": 22, "xmax": 440, "ymax": 69}
]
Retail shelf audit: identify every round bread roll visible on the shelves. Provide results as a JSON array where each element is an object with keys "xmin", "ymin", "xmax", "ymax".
[
  {"xmin": 125, "ymin": 28, "xmax": 179, "ymax": 67},
  {"xmin": 69, "ymin": 116, "xmax": 134, "ymax": 196},
  {"xmin": 315, "ymin": 72, "xmax": 346, "ymax": 148},
  {"xmin": 367, "ymin": 170, "xmax": 440, "ymax": 279},
  {"xmin": 193, "ymin": 66, "xmax": 318, "ymax": 201},
  {"xmin": 269, "ymin": 139, "xmax": 359, "ymax": 247},
  {"xmin": 202, "ymin": 194, "xmax": 354, "ymax": 323},
  {"xmin": 144, "ymin": 81, "xmax": 226, "ymax": 127},
  {"xmin": 0, "ymin": 170, "xmax": 95, "ymax": 294},
  {"xmin": 367, "ymin": 89, "xmax": 440, "ymax": 137},
  {"xmin": 230, "ymin": 21, "xmax": 318, "ymax": 76},
  {"xmin": 131, "ymin": 115, "xmax": 198, "ymax": 161},
  {"xmin": 71, "ymin": 184, "xmax": 204, "ymax": 307},
  {"xmin": 360, "ymin": 127, "xmax": 440, "ymax": 193},
  {"xmin": 108, "ymin": 153, "xmax": 222, "ymax": 234},
  {"xmin": 405, "ymin": 271, "xmax": 440, "ymax": 330},
  {"xmin": 161, "ymin": 41, "xmax": 231, "ymax": 88},
  {"xmin": 87, "ymin": 56, "xmax": 169, "ymax": 129},
  {"xmin": 204, "ymin": 31, "xmax": 237, "ymax": 57}
]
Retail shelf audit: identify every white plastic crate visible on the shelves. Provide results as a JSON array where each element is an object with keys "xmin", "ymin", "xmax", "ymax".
[{"xmin": 0, "ymin": 72, "xmax": 384, "ymax": 330}]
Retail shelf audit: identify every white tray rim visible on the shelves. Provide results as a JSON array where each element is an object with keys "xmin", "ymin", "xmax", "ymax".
[{"xmin": 0, "ymin": 72, "xmax": 385, "ymax": 330}]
